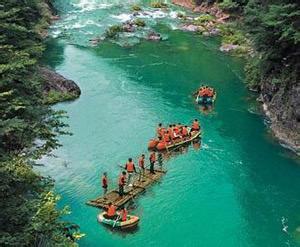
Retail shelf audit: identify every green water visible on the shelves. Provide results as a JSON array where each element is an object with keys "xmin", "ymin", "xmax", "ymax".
[{"xmin": 41, "ymin": 1, "xmax": 300, "ymax": 246}]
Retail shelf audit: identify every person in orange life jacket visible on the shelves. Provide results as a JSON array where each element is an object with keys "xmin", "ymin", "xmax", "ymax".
[
  {"xmin": 119, "ymin": 206, "xmax": 128, "ymax": 222},
  {"xmin": 207, "ymin": 87, "xmax": 214, "ymax": 97},
  {"xmin": 138, "ymin": 154, "xmax": 145, "ymax": 181},
  {"xmin": 101, "ymin": 172, "xmax": 108, "ymax": 198},
  {"xmin": 106, "ymin": 202, "xmax": 117, "ymax": 220},
  {"xmin": 163, "ymin": 130, "xmax": 171, "ymax": 144},
  {"xmin": 156, "ymin": 123, "xmax": 165, "ymax": 138},
  {"xmin": 118, "ymin": 171, "xmax": 126, "ymax": 197},
  {"xmin": 173, "ymin": 124, "xmax": 181, "ymax": 139},
  {"xmin": 167, "ymin": 125, "xmax": 175, "ymax": 140},
  {"xmin": 181, "ymin": 125, "xmax": 189, "ymax": 138},
  {"xmin": 149, "ymin": 152, "xmax": 156, "ymax": 174},
  {"xmin": 191, "ymin": 119, "xmax": 200, "ymax": 132},
  {"xmin": 125, "ymin": 158, "xmax": 136, "ymax": 187}
]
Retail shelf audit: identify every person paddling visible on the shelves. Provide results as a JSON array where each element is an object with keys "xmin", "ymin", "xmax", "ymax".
[
  {"xmin": 138, "ymin": 154, "xmax": 145, "ymax": 181},
  {"xmin": 106, "ymin": 202, "xmax": 117, "ymax": 219},
  {"xmin": 149, "ymin": 152, "xmax": 156, "ymax": 174},
  {"xmin": 118, "ymin": 171, "xmax": 126, "ymax": 197},
  {"xmin": 119, "ymin": 206, "xmax": 128, "ymax": 222},
  {"xmin": 125, "ymin": 158, "xmax": 136, "ymax": 187},
  {"xmin": 101, "ymin": 172, "xmax": 108, "ymax": 198}
]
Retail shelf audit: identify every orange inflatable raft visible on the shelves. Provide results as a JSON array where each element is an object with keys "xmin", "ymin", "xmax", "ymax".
[{"xmin": 148, "ymin": 130, "xmax": 201, "ymax": 151}]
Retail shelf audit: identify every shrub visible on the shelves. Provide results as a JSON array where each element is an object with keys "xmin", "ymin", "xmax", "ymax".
[
  {"xmin": 194, "ymin": 14, "xmax": 215, "ymax": 25},
  {"xmin": 150, "ymin": 2, "xmax": 168, "ymax": 8},
  {"xmin": 134, "ymin": 19, "xmax": 146, "ymax": 27},
  {"xmin": 105, "ymin": 25, "xmax": 123, "ymax": 39},
  {"xmin": 218, "ymin": 0, "xmax": 240, "ymax": 12},
  {"xmin": 131, "ymin": 4, "xmax": 142, "ymax": 11}
]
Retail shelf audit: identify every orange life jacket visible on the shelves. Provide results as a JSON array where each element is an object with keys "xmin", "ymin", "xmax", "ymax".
[
  {"xmin": 157, "ymin": 127, "xmax": 165, "ymax": 137},
  {"xmin": 138, "ymin": 157, "xmax": 144, "ymax": 168},
  {"xmin": 118, "ymin": 174, "xmax": 126, "ymax": 186},
  {"xmin": 121, "ymin": 209, "xmax": 127, "ymax": 221},
  {"xmin": 107, "ymin": 205, "xmax": 116, "ymax": 216},
  {"xmin": 207, "ymin": 88, "xmax": 213, "ymax": 97},
  {"xmin": 126, "ymin": 161, "xmax": 135, "ymax": 172},
  {"xmin": 150, "ymin": 153, "xmax": 156, "ymax": 163},
  {"xmin": 192, "ymin": 121, "xmax": 200, "ymax": 130},
  {"xmin": 182, "ymin": 127, "xmax": 188, "ymax": 136},
  {"xmin": 164, "ymin": 133, "xmax": 170, "ymax": 142},
  {"xmin": 173, "ymin": 126, "xmax": 179, "ymax": 135}
]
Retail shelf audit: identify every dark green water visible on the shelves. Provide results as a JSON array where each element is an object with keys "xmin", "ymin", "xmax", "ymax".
[{"xmin": 41, "ymin": 1, "xmax": 300, "ymax": 246}]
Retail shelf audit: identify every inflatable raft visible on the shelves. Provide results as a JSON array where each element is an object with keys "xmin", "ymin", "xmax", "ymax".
[
  {"xmin": 196, "ymin": 92, "xmax": 217, "ymax": 104},
  {"xmin": 97, "ymin": 212, "xmax": 139, "ymax": 229},
  {"xmin": 148, "ymin": 130, "xmax": 201, "ymax": 151}
]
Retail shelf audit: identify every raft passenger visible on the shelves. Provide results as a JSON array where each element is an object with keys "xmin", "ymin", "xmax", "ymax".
[
  {"xmin": 138, "ymin": 154, "xmax": 145, "ymax": 182},
  {"xmin": 149, "ymin": 152, "xmax": 156, "ymax": 174},
  {"xmin": 106, "ymin": 202, "xmax": 117, "ymax": 219},
  {"xmin": 101, "ymin": 172, "xmax": 108, "ymax": 198},
  {"xmin": 191, "ymin": 119, "xmax": 200, "ymax": 132},
  {"xmin": 125, "ymin": 158, "xmax": 136, "ymax": 187},
  {"xmin": 118, "ymin": 171, "xmax": 126, "ymax": 197}
]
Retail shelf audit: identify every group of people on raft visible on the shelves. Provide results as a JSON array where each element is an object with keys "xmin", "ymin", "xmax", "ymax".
[
  {"xmin": 149, "ymin": 119, "xmax": 201, "ymax": 150},
  {"xmin": 197, "ymin": 85, "xmax": 215, "ymax": 98},
  {"xmin": 101, "ymin": 152, "xmax": 157, "ymax": 221}
]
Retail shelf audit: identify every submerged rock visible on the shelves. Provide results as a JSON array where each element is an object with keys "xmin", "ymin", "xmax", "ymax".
[
  {"xmin": 219, "ymin": 44, "xmax": 240, "ymax": 52},
  {"xmin": 39, "ymin": 67, "xmax": 81, "ymax": 104},
  {"xmin": 180, "ymin": 24, "xmax": 199, "ymax": 32},
  {"xmin": 146, "ymin": 32, "xmax": 162, "ymax": 41}
]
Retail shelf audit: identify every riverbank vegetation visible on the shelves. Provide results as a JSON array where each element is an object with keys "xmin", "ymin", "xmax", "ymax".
[
  {"xmin": 188, "ymin": 0, "xmax": 300, "ymax": 151},
  {"xmin": 0, "ymin": 0, "xmax": 81, "ymax": 245}
]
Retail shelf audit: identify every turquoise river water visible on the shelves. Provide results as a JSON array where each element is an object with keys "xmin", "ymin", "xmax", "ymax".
[{"xmin": 40, "ymin": 1, "xmax": 300, "ymax": 246}]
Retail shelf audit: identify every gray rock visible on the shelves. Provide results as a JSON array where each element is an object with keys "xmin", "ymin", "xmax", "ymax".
[
  {"xmin": 260, "ymin": 78, "xmax": 300, "ymax": 154},
  {"xmin": 39, "ymin": 67, "xmax": 81, "ymax": 101}
]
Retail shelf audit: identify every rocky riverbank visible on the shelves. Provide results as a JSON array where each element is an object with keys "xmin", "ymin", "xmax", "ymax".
[
  {"xmin": 39, "ymin": 67, "xmax": 81, "ymax": 104},
  {"xmin": 173, "ymin": 0, "xmax": 299, "ymax": 155},
  {"xmin": 259, "ymin": 79, "xmax": 300, "ymax": 154}
]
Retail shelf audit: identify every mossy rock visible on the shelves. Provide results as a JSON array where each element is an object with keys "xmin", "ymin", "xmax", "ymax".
[
  {"xmin": 105, "ymin": 25, "xmax": 124, "ymax": 39},
  {"xmin": 194, "ymin": 14, "xmax": 215, "ymax": 25},
  {"xmin": 131, "ymin": 4, "xmax": 142, "ymax": 11},
  {"xmin": 150, "ymin": 2, "xmax": 168, "ymax": 8},
  {"xmin": 134, "ymin": 19, "xmax": 146, "ymax": 27}
]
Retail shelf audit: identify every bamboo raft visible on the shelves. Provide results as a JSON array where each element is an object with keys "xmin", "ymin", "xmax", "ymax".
[{"xmin": 86, "ymin": 169, "xmax": 166, "ymax": 209}]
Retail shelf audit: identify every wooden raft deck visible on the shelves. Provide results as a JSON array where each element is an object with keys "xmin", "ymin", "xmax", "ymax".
[{"xmin": 86, "ymin": 169, "xmax": 166, "ymax": 209}]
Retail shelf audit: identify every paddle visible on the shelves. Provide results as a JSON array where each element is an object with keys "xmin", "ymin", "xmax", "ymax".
[{"xmin": 112, "ymin": 215, "xmax": 121, "ymax": 228}]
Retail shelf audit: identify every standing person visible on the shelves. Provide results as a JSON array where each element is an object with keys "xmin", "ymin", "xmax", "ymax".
[
  {"xmin": 149, "ymin": 152, "xmax": 156, "ymax": 174},
  {"xmin": 118, "ymin": 171, "xmax": 126, "ymax": 197},
  {"xmin": 125, "ymin": 158, "xmax": 136, "ymax": 187},
  {"xmin": 101, "ymin": 172, "xmax": 108, "ymax": 198},
  {"xmin": 138, "ymin": 154, "xmax": 145, "ymax": 181}
]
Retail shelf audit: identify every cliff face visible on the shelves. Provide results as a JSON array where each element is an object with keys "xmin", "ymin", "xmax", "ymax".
[{"xmin": 260, "ymin": 79, "xmax": 300, "ymax": 153}]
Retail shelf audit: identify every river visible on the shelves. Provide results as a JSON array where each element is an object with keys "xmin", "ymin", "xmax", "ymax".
[{"xmin": 40, "ymin": 1, "xmax": 300, "ymax": 246}]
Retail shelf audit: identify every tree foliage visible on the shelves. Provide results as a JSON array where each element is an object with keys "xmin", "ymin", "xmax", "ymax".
[
  {"xmin": 244, "ymin": 0, "xmax": 300, "ymax": 86},
  {"xmin": 0, "ymin": 1, "xmax": 80, "ymax": 246}
]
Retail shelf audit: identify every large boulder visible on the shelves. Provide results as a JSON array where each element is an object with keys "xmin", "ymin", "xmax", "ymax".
[{"xmin": 39, "ymin": 67, "xmax": 81, "ymax": 104}]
